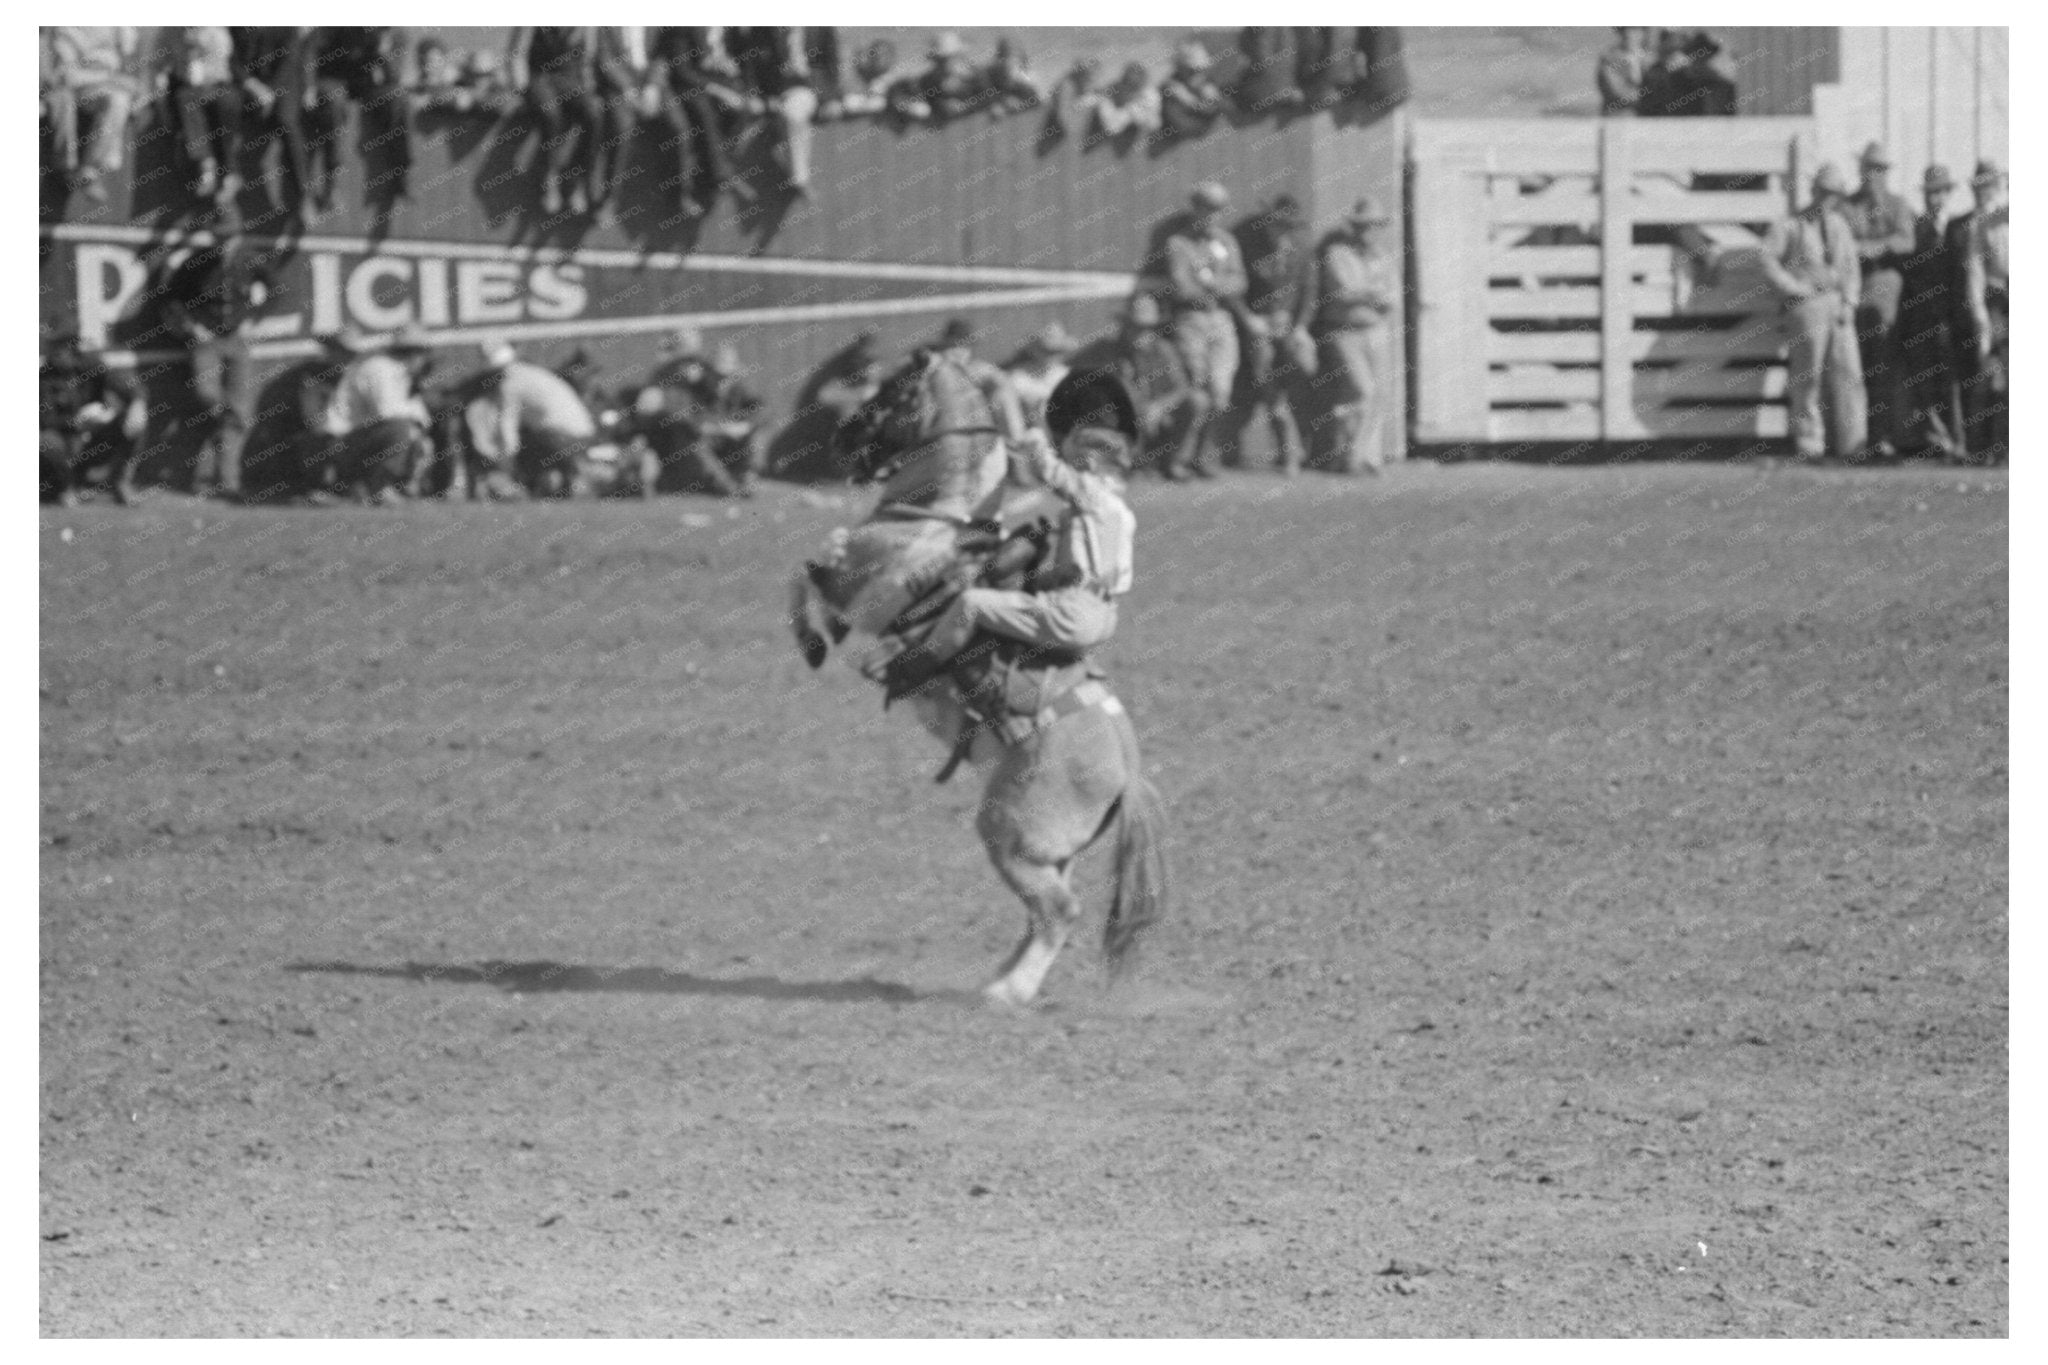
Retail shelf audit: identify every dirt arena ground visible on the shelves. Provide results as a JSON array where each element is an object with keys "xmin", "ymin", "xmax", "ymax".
[{"xmin": 40, "ymin": 462, "xmax": 2006, "ymax": 1336}]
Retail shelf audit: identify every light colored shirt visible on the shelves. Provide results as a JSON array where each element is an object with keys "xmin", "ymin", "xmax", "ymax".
[
  {"xmin": 1760, "ymin": 208, "xmax": 1861, "ymax": 307},
  {"xmin": 1164, "ymin": 227, "xmax": 1249, "ymax": 309},
  {"xmin": 161, "ymin": 27, "xmax": 233, "ymax": 87},
  {"xmin": 464, "ymin": 361, "xmax": 595, "ymax": 460},
  {"xmin": 324, "ymin": 354, "xmax": 430, "ymax": 435},
  {"xmin": 1015, "ymin": 434, "xmax": 1135, "ymax": 598},
  {"xmin": 49, "ymin": 27, "xmax": 138, "ymax": 88}
]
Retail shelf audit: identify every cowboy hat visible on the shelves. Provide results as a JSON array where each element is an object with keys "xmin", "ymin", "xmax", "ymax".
[
  {"xmin": 385, "ymin": 323, "xmax": 433, "ymax": 354},
  {"xmin": 1125, "ymin": 293, "xmax": 1164, "ymax": 327},
  {"xmin": 1190, "ymin": 180, "xmax": 1230, "ymax": 211},
  {"xmin": 1810, "ymin": 163, "xmax": 1848, "ymax": 196},
  {"xmin": 321, "ymin": 328, "xmax": 371, "ymax": 355},
  {"xmin": 1858, "ymin": 141, "xmax": 1892, "ymax": 169},
  {"xmin": 1025, "ymin": 321, "xmax": 1079, "ymax": 356},
  {"xmin": 1045, "ymin": 367, "xmax": 1140, "ymax": 446},
  {"xmin": 480, "ymin": 340, "xmax": 517, "ymax": 370},
  {"xmin": 1923, "ymin": 164, "xmax": 1956, "ymax": 193},
  {"xmin": 1972, "ymin": 158, "xmax": 2005, "ymax": 187},
  {"xmin": 1346, "ymin": 194, "xmax": 1392, "ymax": 226},
  {"xmin": 660, "ymin": 325, "xmax": 706, "ymax": 357}
]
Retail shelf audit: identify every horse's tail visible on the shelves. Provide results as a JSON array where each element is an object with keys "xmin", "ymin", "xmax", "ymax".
[{"xmin": 1102, "ymin": 773, "xmax": 1170, "ymax": 977}]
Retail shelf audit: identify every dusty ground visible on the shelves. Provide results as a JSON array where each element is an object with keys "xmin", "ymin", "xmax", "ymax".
[{"xmin": 40, "ymin": 462, "xmax": 2006, "ymax": 1336}]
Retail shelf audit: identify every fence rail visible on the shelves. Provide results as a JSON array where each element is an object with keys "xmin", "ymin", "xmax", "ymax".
[{"xmin": 1411, "ymin": 116, "xmax": 1816, "ymax": 445}]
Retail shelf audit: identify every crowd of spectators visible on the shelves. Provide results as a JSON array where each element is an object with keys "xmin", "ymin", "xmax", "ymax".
[
  {"xmin": 40, "ymin": 174, "xmax": 1412, "ymax": 506},
  {"xmin": 1760, "ymin": 147, "xmax": 2007, "ymax": 465},
  {"xmin": 1597, "ymin": 27, "xmax": 1738, "ymax": 118},
  {"xmin": 41, "ymin": 26, "xmax": 1408, "ymax": 224}
]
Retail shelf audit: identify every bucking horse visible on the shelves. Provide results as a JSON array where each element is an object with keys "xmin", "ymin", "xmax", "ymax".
[{"xmin": 789, "ymin": 350, "xmax": 1169, "ymax": 1006}]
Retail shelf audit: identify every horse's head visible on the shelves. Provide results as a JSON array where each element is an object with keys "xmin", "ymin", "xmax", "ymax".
[{"xmin": 838, "ymin": 349, "xmax": 1000, "ymax": 485}]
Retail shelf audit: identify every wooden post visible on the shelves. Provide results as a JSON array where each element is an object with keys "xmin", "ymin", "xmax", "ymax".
[
  {"xmin": 1598, "ymin": 120, "xmax": 1634, "ymax": 444},
  {"xmin": 1411, "ymin": 145, "xmax": 1492, "ymax": 443}
]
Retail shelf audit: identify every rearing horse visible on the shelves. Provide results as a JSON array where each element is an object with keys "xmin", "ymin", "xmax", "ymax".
[{"xmin": 789, "ymin": 352, "xmax": 1169, "ymax": 1006}]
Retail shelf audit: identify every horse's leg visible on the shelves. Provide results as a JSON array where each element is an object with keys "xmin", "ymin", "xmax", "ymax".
[
  {"xmin": 980, "ymin": 845, "xmax": 1080, "ymax": 1008},
  {"xmin": 790, "ymin": 571, "xmax": 830, "ymax": 669}
]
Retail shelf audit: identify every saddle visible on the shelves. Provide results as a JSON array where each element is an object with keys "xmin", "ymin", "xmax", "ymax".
[{"xmin": 873, "ymin": 500, "xmax": 1114, "ymax": 784}]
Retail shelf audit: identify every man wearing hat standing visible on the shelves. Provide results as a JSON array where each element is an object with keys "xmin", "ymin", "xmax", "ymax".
[
  {"xmin": 1760, "ymin": 165, "xmax": 1866, "ymax": 461},
  {"xmin": 1225, "ymin": 193, "xmax": 1313, "ymax": 474},
  {"xmin": 1303, "ymin": 195, "xmax": 1399, "ymax": 475},
  {"xmin": 1161, "ymin": 181, "xmax": 1250, "ymax": 477},
  {"xmin": 160, "ymin": 203, "xmax": 273, "ymax": 500},
  {"xmin": 1842, "ymin": 142, "xmax": 1918, "ymax": 457},
  {"xmin": 1897, "ymin": 164, "xmax": 1966, "ymax": 459},
  {"xmin": 1951, "ymin": 159, "xmax": 2008, "ymax": 463}
]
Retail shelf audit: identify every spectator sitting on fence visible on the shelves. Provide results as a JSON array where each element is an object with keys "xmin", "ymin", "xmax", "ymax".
[
  {"xmin": 984, "ymin": 38, "xmax": 1044, "ymax": 116},
  {"xmin": 44, "ymin": 27, "xmax": 142, "ymax": 206},
  {"xmin": 413, "ymin": 38, "xmax": 479, "ymax": 115},
  {"xmin": 40, "ymin": 328, "xmax": 146, "ymax": 507},
  {"xmin": 1639, "ymin": 29, "xmax": 1735, "ymax": 118},
  {"xmin": 507, "ymin": 26, "xmax": 608, "ymax": 217},
  {"xmin": 308, "ymin": 27, "xmax": 416, "ymax": 206},
  {"xmin": 1160, "ymin": 41, "xmax": 1227, "ymax": 140},
  {"xmin": 155, "ymin": 26, "xmax": 242, "ymax": 204},
  {"xmin": 228, "ymin": 27, "xmax": 319, "ymax": 221},
  {"xmin": 836, "ymin": 40, "xmax": 901, "ymax": 117},
  {"xmin": 1083, "ymin": 61, "xmax": 1163, "ymax": 138},
  {"xmin": 1004, "ymin": 323, "xmax": 1080, "ymax": 431},
  {"xmin": 887, "ymin": 32, "xmax": 987, "ymax": 124},
  {"xmin": 732, "ymin": 27, "xmax": 828, "ymax": 197},
  {"xmin": 1234, "ymin": 28, "xmax": 1304, "ymax": 118},
  {"xmin": 647, "ymin": 28, "xmax": 755, "ymax": 221},
  {"xmin": 1597, "ymin": 26, "xmax": 1650, "ymax": 116},
  {"xmin": 456, "ymin": 48, "xmax": 516, "ymax": 116},
  {"xmin": 466, "ymin": 339, "xmax": 601, "ymax": 498},
  {"xmin": 1294, "ymin": 28, "xmax": 1363, "ymax": 112}
]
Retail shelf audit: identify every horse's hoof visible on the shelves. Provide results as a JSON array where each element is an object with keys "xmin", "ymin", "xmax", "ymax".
[{"xmin": 799, "ymin": 633, "xmax": 829, "ymax": 670}]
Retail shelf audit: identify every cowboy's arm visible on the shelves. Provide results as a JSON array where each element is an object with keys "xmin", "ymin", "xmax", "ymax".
[
  {"xmin": 1162, "ymin": 236, "xmax": 1210, "ymax": 304},
  {"xmin": 1833, "ymin": 220, "xmax": 1861, "ymax": 311},
  {"xmin": 1756, "ymin": 221, "xmax": 1813, "ymax": 300},
  {"xmin": 1211, "ymin": 236, "xmax": 1249, "ymax": 303}
]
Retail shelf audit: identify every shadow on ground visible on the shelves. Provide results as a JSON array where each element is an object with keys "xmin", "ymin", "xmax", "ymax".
[{"xmin": 286, "ymin": 959, "xmax": 962, "ymax": 1005}]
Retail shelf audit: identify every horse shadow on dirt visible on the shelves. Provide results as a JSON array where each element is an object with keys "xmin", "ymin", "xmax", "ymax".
[{"xmin": 287, "ymin": 959, "xmax": 973, "ymax": 1006}]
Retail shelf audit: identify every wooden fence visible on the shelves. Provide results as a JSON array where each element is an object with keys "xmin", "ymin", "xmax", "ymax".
[{"xmin": 1411, "ymin": 116, "xmax": 1818, "ymax": 445}]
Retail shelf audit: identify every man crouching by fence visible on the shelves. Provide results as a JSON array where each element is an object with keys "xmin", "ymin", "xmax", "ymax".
[{"xmin": 317, "ymin": 326, "xmax": 437, "ymax": 502}]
